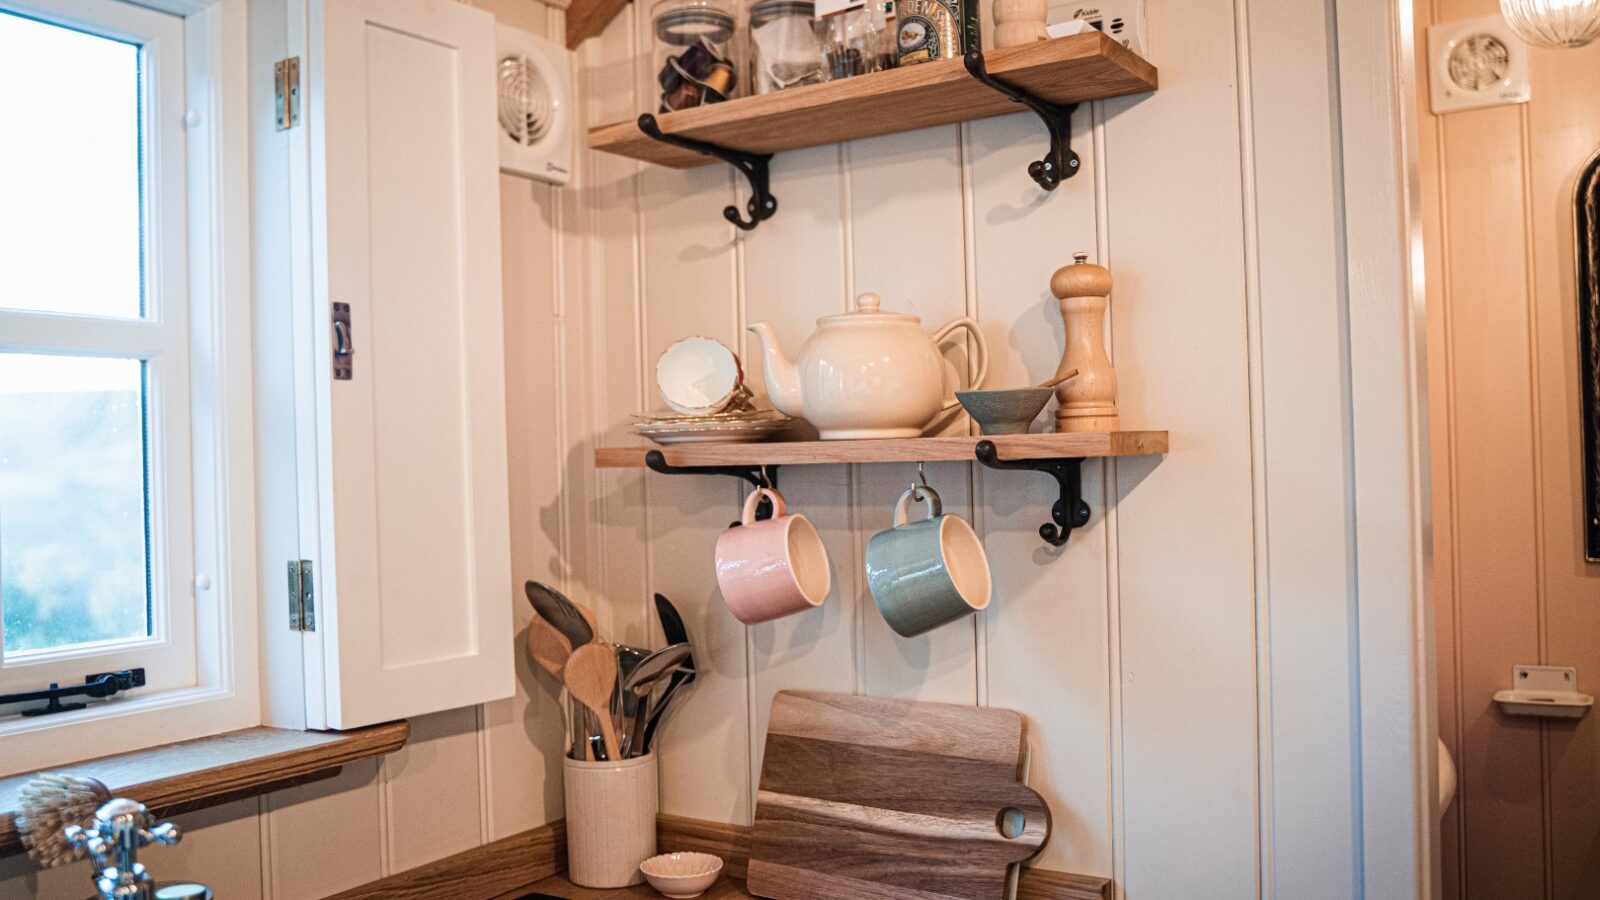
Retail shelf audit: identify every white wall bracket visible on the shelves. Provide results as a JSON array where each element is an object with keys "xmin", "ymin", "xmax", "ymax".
[{"xmin": 1493, "ymin": 665, "xmax": 1594, "ymax": 718}]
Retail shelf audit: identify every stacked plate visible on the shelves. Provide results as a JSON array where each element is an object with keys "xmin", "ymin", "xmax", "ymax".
[
  {"xmin": 635, "ymin": 336, "xmax": 791, "ymax": 444},
  {"xmin": 632, "ymin": 408, "xmax": 791, "ymax": 444}
]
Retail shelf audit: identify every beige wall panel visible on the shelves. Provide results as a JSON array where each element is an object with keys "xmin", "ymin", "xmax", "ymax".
[
  {"xmin": 468, "ymin": 0, "xmax": 551, "ymax": 35},
  {"xmin": 633, "ymin": 0, "xmax": 751, "ymax": 826},
  {"xmin": 156, "ymin": 798, "xmax": 267, "ymax": 899},
  {"xmin": 844, "ymin": 130, "xmax": 980, "ymax": 703},
  {"xmin": 491, "ymin": 169, "xmax": 574, "ymax": 839},
  {"xmin": 738, "ymin": 143, "xmax": 860, "ymax": 808},
  {"xmin": 963, "ymin": 108, "xmax": 1112, "ymax": 877},
  {"xmin": 383, "ymin": 706, "xmax": 485, "ymax": 871},
  {"xmin": 1438, "ymin": 101, "xmax": 1545, "ymax": 899},
  {"xmin": 1098, "ymin": 0, "xmax": 1260, "ymax": 895},
  {"xmin": 265, "ymin": 759, "xmax": 384, "ymax": 899},
  {"xmin": 1525, "ymin": 42, "xmax": 1600, "ymax": 900},
  {"xmin": 584, "ymin": 8, "xmax": 654, "ymax": 648}
]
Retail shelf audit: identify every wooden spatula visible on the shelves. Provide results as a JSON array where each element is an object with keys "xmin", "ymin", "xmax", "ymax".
[{"xmin": 566, "ymin": 642, "xmax": 622, "ymax": 761}]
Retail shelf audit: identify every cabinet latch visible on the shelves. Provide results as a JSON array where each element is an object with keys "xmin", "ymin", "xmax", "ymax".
[{"xmin": 288, "ymin": 560, "xmax": 317, "ymax": 632}]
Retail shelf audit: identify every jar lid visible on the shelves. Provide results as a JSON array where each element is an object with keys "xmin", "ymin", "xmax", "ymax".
[
  {"xmin": 750, "ymin": 0, "xmax": 815, "ymax": 26},
  {"xmin": 654, "ymin": 6, "xmax": 737, "ymax": 45}
]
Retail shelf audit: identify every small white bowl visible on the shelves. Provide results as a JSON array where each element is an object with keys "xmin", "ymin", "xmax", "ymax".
[{"xmin": 639, "ymin": 851, "xmax": 724, "ymax": 898}]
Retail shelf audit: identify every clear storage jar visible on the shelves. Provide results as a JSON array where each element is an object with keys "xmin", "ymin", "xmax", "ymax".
[
  {"xmin": 652, "ymin": 0, "xmax": 740, "ymax": 111},
  {"xmin": 748, "ymin": 0, "xmax": 826, "ymax": 94}
]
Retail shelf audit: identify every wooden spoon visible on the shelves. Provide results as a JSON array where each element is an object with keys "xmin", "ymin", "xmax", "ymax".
[
  {"xmin": 1036, "ymin": 368, "xmax": 1079, "ymax": 390},
  {"xmin": 526, "ymin": 616, "xmax": 572, "ymax": 679},
  {"xmin": 565, "ymin": 642, "xmax": 622, "ymax": 761}
]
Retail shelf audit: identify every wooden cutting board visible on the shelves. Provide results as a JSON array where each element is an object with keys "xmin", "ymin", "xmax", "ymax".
[{"xmin": 747, "ymin": 691, "xmax": 1051, "ymax": 900}]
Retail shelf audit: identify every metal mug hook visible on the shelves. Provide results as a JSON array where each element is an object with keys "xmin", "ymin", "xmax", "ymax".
[{"xmin": 912, "ymin": 461, "xmax": 930, "ymax": 501}]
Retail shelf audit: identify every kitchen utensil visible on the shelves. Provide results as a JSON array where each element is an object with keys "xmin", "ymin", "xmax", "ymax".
[
  {"xmin": 642, "ymin": 594, "xmax": 698, "ymax": 754},
  {"xmin": 865, "ymin": 485, "xmax": 992, "ymax": 637},
  {"xmin": 954, "ymin": 387, "xmax": 1054, "ymax": 435},
  {"xmin": 641, "ymin": 852, "xmax": 725, "ymax": 898},
  {"xmin": 566, "ymin": 642, "xmax": 623, "ymax": 761},
  {"xmin": 617, "ymin": 644, "xmax": 655, "ymax": 758},
  {"xmin": 526, "ymin": 615, "xmax": 573, "ymax": 678},
  {"xmin": 1035, "ymin": 367, "xmax": 1078, "ymax": 389},
  {"xmin": 747, "ymin": 291, "xmax": 989, "ymax": 439},
  {"xmin": 714, "ymin": 488, "xmax": 831, "ymax": 625},
  {"xmin": 620, "ymin": 643, "xmax": 694, "ymax": 756},
  {"xmin": 1051, "ymin": 253, "xmax": 1119, "ymax": 432},
  {"xmin": 656, "ymin": 336, "xmax": 745, "ymax": 416},
  {"xmin": 564, "ymin": 753, "xmax": 658, "ymax": 888},
  {"xmin": 524, "ymin": 581, "xmax": 595, "ymax": 648},
  {"xmin": 747, "ymin": 691, "xmax": 1051, "ymax": 900}
]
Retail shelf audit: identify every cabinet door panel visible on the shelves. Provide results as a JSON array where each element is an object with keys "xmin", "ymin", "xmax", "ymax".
[{"xmin": 312, "ymin": 0, "xmax": 510, "ymax": 728}]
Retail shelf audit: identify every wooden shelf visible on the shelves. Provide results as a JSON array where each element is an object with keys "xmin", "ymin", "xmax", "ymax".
[
  {"xmin": 0, "ymin": 721, "xmax": 410, "ymax": 856},
  {"xmin": 595, "ymin": 431, "xmax": 1167, "ymax": 469},
  {"xmin": 588, "ymin": 33, "xmax": 1157, "ymax": 169}
]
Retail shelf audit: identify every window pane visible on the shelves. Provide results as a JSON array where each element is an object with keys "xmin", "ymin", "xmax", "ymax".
[
  {"xmin": 0, "ymin": 355, "xmax": 152, "ymax": 654},
  {"xmin": 0, "ymin": 11, "xmax": 143, "ymax": 319}
]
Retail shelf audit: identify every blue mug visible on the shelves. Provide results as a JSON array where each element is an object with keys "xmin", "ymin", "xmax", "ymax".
[{"xmin": 865, "ymin": 485, "xmax": 992, "ymax": 637}]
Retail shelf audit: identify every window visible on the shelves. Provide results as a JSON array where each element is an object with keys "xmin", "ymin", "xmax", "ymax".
[{"xmin": 0, "ymin": 0, "xmax": 252, "ymax": 768}]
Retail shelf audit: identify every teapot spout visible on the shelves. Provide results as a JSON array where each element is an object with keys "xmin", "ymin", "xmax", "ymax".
[{"xmin": 746, "ymin": 322, "xmax": 802, "ymax": 417}]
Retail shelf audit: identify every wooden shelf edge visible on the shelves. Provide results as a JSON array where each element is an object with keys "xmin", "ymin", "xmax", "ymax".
[
  {"xmin": 595, "ymin": 431, "xmax": 1168, "ymax": 469},
  {"xmin": 589, "ymin": 33, "xmax": 1157, "ymax": 168},
  {"xmin": 0, "ymin": 720, "xmax": 410, "ymax": 856}
]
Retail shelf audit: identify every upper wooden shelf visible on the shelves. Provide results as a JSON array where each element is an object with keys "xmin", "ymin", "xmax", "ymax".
[
  {"xmin": 595, "ymin": 431, "xmax": 1167, "ymax": 469},
  {"xmin": 588, "ymin": 33, "xmax": 1157, "ymax": 169}
]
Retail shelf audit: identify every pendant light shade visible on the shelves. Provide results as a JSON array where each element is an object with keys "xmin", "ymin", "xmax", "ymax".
[{"xmin": 1500, "ymin": 0, "xmax": 1600, "ymax": 48}]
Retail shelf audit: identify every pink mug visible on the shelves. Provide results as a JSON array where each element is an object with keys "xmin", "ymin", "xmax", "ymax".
[{"xmin": 714, "ymin": 488, "xmax": 831, "ymax": 625}]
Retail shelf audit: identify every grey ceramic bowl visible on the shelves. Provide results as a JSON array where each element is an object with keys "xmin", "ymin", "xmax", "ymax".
[{"xmin": 955, "ymin": 387, "xmax": 1053, "ymax": 435}]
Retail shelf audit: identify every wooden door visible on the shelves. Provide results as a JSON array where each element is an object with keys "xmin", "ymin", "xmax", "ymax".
[{"xmin": 306, "ymin": 0, "xmax": 511, "ymax": 729}]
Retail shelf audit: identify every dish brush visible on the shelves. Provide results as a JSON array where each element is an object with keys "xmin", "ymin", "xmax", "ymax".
[{"xmin": 14, "ymin": 772, "xmax": 111, "ymax": 868}]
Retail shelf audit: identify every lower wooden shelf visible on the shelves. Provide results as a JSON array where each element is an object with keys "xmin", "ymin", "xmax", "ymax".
[
  {"xmin": 595, "ymin": 431, "xmax": 1166, "ymax": 469},
  {"xmin": 596, "ymin": 431, "xmax": 1168, "ymax": 547}
]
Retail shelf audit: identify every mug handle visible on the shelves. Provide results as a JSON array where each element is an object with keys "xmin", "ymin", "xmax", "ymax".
[
  {"xmin": 742, "ymin": 487, "xmax": 786, "ymax": 525},
  {"xmin": 893, "ymin": 485, "xmax": 943, "ymax": 527},
  {"xmin": 932, "ymin": 317, "xmax": 990, "ymax": 412}
]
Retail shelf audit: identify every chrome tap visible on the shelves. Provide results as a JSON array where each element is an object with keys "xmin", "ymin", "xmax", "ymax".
[{"xmin": 64, "ymin": 797, "xmax": 208, "ymax": 900}]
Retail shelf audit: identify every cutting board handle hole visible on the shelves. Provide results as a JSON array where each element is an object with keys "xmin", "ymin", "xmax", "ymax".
[{"xmin": 996, "ymin": 807, "xmax": 1027, "ymax": 840}]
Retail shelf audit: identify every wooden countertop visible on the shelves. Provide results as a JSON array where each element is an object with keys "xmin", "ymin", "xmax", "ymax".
[{"xmin": 523, "ymin": 874, "xmax": 750, "ymax": 898}]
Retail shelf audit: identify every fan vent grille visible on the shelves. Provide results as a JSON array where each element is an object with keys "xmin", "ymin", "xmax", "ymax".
[{"xmin": 499, "ymin": 56, "xmax": 553, "ymax": 146}]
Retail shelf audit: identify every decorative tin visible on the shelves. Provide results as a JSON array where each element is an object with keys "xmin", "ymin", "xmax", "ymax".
[{"xmin": 894, "ymin": 0, "xmax": 977, "ymax": 65}]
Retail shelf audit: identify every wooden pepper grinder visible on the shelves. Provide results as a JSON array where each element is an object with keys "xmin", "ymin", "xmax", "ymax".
[
  {"xmin": 1050, "ymin": 252, "xmax": 1119, "ymax": 432},
  {"xmin": 993, "ymin": 0, "xmax": 1048, "ymax": 47}
]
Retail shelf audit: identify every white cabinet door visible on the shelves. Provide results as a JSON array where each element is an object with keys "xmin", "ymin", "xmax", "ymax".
[{"xmin": 305, "ymin": 0, "xmax": 511, "ymax": 729}]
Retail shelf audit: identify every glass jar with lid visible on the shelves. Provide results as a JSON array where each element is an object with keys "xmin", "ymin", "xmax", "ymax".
[
  {"xmin": 652, "ymin": 0, "xmax": 740, "ymax": 111},
  {"xmin": 748, "ymin": 0, "xmax": 826, "ymax": 94}
]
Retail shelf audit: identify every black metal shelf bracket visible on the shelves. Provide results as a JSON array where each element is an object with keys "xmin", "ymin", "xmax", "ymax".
[
  {"xmin": 962, "ymin": 51, "xmax": 1081, "ymax": 191},
  {"xmin": 644, "ymin": 450, "xmax": 780, "ymax": 525},
  {"xmin": 973, "ymin": 441, "xmax": 1090, "ymax": 547},
  {"xmin": 637, "ymin": 114, "xmax": 778, "ymax": 230}
]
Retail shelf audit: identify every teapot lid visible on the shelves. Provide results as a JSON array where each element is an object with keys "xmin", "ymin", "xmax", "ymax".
[{"xmin": 818, "ymin": 292, "xmax": 919, "ymax": 325}]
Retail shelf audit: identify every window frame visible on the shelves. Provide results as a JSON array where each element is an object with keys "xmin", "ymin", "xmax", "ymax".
[{"xmin": 0, "ymin": 0, "xmax": 257, "ymax": 773}]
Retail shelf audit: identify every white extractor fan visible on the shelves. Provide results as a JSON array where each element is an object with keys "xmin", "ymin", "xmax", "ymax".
[{"xmin": 496, "ymin": 23, "xmax": 572, "ymax": 185}]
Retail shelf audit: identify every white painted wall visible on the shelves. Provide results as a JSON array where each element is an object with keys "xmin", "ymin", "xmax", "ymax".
[{"xmin": 0, "ymin": 0, "xmax": 1429, "ymax": 896}]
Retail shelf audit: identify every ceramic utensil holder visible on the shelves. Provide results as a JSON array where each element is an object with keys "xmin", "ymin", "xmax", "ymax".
[{"xmin": 563, "ymin": 753, "xmax": 659, "ymax": 887}]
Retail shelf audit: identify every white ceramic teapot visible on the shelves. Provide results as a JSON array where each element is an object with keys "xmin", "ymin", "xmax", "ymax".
[{"xmin": 746, "ymin": 292, "xmax": 989, "ymax": 440}]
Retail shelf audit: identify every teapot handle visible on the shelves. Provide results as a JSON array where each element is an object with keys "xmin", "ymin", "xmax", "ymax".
[{"xmin": 932, "ymin": 317, "xmax": 990, "ymax": 412}]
